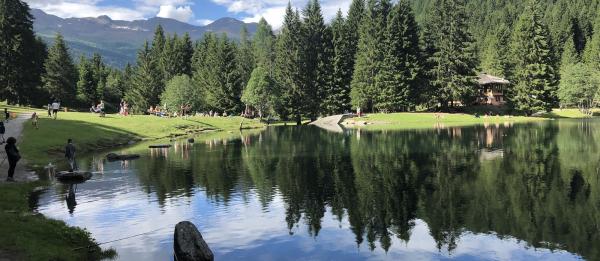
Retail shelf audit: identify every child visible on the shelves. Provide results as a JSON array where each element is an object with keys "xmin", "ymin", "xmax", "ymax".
[
  {"xmin": 0, "ymin": 122, "xmax": 5, "ymax": 144},
  {"xmin": 31, "ymin": 112, "xmax": 39, "ymax": 129},
  {"xmin": 4, "ymin": 108, "xmax": 9, "ymax": 122}
]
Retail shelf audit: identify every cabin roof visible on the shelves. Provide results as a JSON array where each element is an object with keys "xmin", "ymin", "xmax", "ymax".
[{"xmin": 478, "ymin": 73, "xmax": 510, "ymax": 85}]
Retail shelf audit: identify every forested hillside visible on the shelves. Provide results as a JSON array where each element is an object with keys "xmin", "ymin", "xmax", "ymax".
[
  {"xmin": 412, "ymin": 0, "xmax": 600, "ymax": 76},
  {"xmin": 3, "ymin": 0, "xmax": 600, "ymax": 118}
]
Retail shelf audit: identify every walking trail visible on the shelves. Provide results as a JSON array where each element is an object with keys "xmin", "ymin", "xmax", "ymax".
[{"xmin": 0, "ymin": 112, "xmax": 38, "ymax": 183}]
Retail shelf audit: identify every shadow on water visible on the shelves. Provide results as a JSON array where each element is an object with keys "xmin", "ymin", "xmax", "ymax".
[{"xmin": 33, "ymin": 121, "xmax": 600, "ymax": 260}]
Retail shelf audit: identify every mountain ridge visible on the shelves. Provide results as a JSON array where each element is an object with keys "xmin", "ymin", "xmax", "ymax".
[{"xmin": 31, "ymin": 9, "xmax": 258, "ymax": 68}]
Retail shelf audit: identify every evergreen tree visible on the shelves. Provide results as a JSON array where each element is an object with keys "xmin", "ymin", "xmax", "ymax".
[
  {"xmin": 103, "ymin": 68, "xmax": 125, "ymax": 107},
  {"xmin": 509, "ymin": 0, "xmax": 559, "ymax": 114},
  {"xmin": 583, "ymin": 16, "xmax": 600, "ymax": 70},
  {"xmin": 0, "ymin": 0, "xmax": 46, "ymax": 105},
  {"xmin": 162, "ymin": 34, "xmax": 180, "ymax": 82},
  {"xmin": 179, "ymin": 33, "xmax": 194, "ymax": 76},
  {"xmin": 77, "ymin": 56, "xmax": 95, "ymax": 105},
  {"xmin": 193, "ymin": 33, "xmax": 243, "ymax": 114},
  {"xmin": 560, "ymin": 34, "xmax": 580, "ymax": 70},
  {"xmin": 253, "ymin": 18, "xmax": 276, "ymax": 76},
  {"xmin": 150, "ymin": 25, "xmax": 166, "ymax": 84},
  {"xmin": 237, "ymin": 25, "xmax": 255, "ymax": 91},
  {"xmin": 424, "ymin": 0, "xmax": 479, "ymax": 109},
  {"xmin": 275, "ymin": 4, "xmax": 306, "ymax": 124},
  {"xmin": 480, "ymin": 24, "xmax": 512, "ymax": 78},
  {"xmin": 350, "ymin": 0, "xmax": 391, "ymax": 112},
  {"xmin": 42, "ymin": 33, "xmax": 78, "ymax": 106},
  {"xmin": 329, "ymin": 10, "xmax": 352, "ymax": 114},
  {"xmin": 125, "ymin": 42, "xmax": 163, "ymax": 113},
  {"xmin": 373, "ymin": 0, "xmax": 422, "ymax": 112},
  {"xmin": 302, "ymin": 0, "xmax": 334, "ymax": 118}
]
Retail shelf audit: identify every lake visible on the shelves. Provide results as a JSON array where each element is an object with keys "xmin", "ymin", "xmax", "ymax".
[{"xmin": 33, "ymin": 120, "xmax": 599, "ymax": 260}]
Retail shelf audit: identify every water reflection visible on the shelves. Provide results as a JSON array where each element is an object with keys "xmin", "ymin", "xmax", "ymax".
[{"xmin": 35, "ymin": 121, "xmax": 600, "ymax": 260}]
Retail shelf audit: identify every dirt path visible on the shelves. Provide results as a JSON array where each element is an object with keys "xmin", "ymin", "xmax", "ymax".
[{"xmin": 0, "ymin": 113, "xmax": 38, "ymax": 183}]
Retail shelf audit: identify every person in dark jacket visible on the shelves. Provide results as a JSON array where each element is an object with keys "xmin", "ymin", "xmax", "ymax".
[
  {"xmin": 5, "ymin": 137, "xmax": 20, "ymax": 182},
  {"xmin": 4, "ymin": 108, "xmax": 9, "ymax": 123},
  {"xmin": 0, "ymin": 121, "xmax": 5, "ymax": 144},
  {"xmin": 65, "ymin": 139, "xmax": 77, "ymax": 172}
]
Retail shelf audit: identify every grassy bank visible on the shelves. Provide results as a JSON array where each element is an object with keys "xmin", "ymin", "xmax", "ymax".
[
  {"xmin": 0, "ymin": 182, "xmax": 116, "ymax": 260},
  {"xmin": 344, "ymin": 112, "xmax": 545, "ymax": 130},
  {"xmin": 21, "ymin": 112, "xmax": 264, "ymax": 165}
]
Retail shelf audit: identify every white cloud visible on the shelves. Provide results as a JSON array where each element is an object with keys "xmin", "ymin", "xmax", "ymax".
[
  {"xmin": 213, "ymin": 0, "xmax": 352, "ymax": 29},
  {"xmin": 196, "ymin": 19, "xmax": 215, "ymax": 26},
  {"xmin": 156, "ymin": 5, "xmax": 194, "ymax": 23},
  {"xmin": 24, "ymin": 0, "xmax": 147, "ymax": 20}
]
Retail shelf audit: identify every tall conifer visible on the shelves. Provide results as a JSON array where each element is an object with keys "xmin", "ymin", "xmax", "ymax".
[
  {"xmin": 42, "ymin": 34, "xmax": 78, "ymax": 106},
  {"xmin": 509, "ymin": 0, "xmax": 559, "ymax": 114}
]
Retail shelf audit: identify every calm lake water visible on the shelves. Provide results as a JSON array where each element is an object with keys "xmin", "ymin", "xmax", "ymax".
[{"xmin": 33, "ymin": 120, "xmax": 600, "ymax": 260}]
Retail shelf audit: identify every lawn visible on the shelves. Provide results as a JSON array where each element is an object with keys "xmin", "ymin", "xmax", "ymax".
[
  {"xmin": 20, "ymin": 111, "xmax": 265, "ymax": 165},
  {"xmin": 0, "ymin": 182, "xmax": 116, "ymax": 261},
  {"xmin": 344, "ymin": 112, "xmax": 545, "ymax": 130}
]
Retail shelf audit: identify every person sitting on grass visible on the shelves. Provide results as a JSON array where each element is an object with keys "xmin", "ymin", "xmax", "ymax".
[
  {"xmin": 31, "ymin": 112, "xmax": 39, "ymax": 129},
  {"xmin": 90, "ymin": 104, "xmax": 97, "ymax": 113},
  {"xmin": 5, "ymin": 137, "xmax": 21, "ymax": 182}
]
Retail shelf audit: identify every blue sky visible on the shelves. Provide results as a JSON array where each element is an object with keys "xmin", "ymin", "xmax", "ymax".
[{"xmin": 24, "ymin": 0, "xmax": 351, "ymax": 28}]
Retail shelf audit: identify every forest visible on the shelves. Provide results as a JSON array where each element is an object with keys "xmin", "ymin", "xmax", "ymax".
[{"xmin": 2, "ymin": 0, "xmax": 600, "ymax": 123}]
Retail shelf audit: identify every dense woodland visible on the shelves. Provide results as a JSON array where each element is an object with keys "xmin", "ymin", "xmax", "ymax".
[{"xmin": 2, "ymin": 0, "xmax": 600, "ymax": 122}]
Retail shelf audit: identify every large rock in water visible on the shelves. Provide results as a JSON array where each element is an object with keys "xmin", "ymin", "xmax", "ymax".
[{"xmin": 174, "ymin": 221, "xmax": 214, "ymax": 261}]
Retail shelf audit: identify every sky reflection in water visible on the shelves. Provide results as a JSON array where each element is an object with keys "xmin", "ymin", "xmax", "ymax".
[{"xmin": 35, "ymin": 121, "xmax": 595, "ymax": 260}]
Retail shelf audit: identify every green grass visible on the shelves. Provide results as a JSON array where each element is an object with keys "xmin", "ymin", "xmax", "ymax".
[
  {"xmin": 345, "ymin": 112, "xmax": 544, "ymax": 130},
  {"xmin": 0, "ymin": 182, "xmax": 116, "ymax": 261},
  {"xmin": 540, "ymin": 109, "xmax": 597, "ymax": 118},
  {"xmin": 21, "ymin": 112, "xmax": 265, "ymax": 165}
]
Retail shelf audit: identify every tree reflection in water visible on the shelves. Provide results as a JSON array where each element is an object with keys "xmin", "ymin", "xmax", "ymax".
[{"xmin": 48, "ymin": 121, "xmax": 600, "ymax": 260}]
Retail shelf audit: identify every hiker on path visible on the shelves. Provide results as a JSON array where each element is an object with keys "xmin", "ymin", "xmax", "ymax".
[
  {"xmin": 0, "ymin": 122, "xmax": 5, "ymax": 144},
  {"xmin": 5, "ymin": 137, "xmax": 21, "ymax": 182},
  {"xmin": 51, "ymin": 101, "xmax": 60, "ymax": 119},
  {"xmin": 4, "ymin": 108, "xmax": 9, "ymax": 122},
  {"xmin": 65, "ymin": 139, "xmax": 77, "ymax": 171}
]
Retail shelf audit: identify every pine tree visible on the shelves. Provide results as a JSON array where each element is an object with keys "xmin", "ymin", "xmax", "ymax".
[
  {"xmin": 179, "ymin": 33, "xmax": 194, "ymax": 76},
  {"xmin": 77, "ymin": 56, "xmax": 95, "ymax": 105},
  {"xmin": 373, "ymin": 0, "xmax": 422, "ymax": 112},
  {"xmin": 275, "ymin": 4, "xmax": 306, "ymax": 124},
  {"xmin": 509, "ymin": 0, "xmax": 559, "ymax": 114},
  {"xmin": 253, "ymin": 18, "xmax": 276, "ymax": 76},
  {"xmin": 42, "ymin": 33, "xmax": 78, "ymax": 106},
  {"xmin": 480, "ymin": 24, "xmax": 511, "ymax": 78},
  {"xmin": 0, "ymin": 0, "xmax": 45, "ymax": 105},
  {"xmin": 193, "ymin": 33, "xmax": 243, "ymax": 114},
  {"xmin": 425, "ymin": 0, "xmax": 479, "ymax": 109},
  {"xmin": 150, "ymin": 25, "xmax": 166, "ymax": 85},
  {"xmin": 237, "ymin": 25, "xmax": 255, "ymax": 91},
  {"xmin": 350, "ymin": 0, "xmax": 391, "ymax": 112},
  {"xmin": 125, "ymin": 42, "xmax": 163, "ymax": 113},
  {"xmin": 329, "ymin": 10, "xmax": 352, "ymax": 114},
  {"xmin": 583, "ymin": 16, "xmax": 600, "ymax": 70},
  {"xmin": 161, "ymin": 34, "xmax": 180, "ymax": 82},
  {"xmin": 302, "ymin": 0, "xmax": 334, "ymax": 118}
]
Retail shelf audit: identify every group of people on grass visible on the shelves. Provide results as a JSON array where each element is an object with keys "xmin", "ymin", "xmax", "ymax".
[
  {"xmin": 119, "ymin": 100, "xmax": 130, "ymax": 116},
  {"xmin": 47, "ymin": 101, "xmax": 61, "ymax": 119}
]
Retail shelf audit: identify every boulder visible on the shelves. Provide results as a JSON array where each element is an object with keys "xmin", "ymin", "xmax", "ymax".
[{"xmin": 174, "ymin": 221, "xmax": 214, "ymax": 261}]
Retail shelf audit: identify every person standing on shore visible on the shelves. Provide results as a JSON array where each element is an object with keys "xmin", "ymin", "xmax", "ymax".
[
  {"xmin": 5, "ymin": 137, "xmax": 21, "ymax": 182},
  {"xmin": 65, "ymin": 139, "xmax": 77, "ymax": 172}
]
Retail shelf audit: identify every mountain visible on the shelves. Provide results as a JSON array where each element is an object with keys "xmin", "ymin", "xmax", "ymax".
[{"xmin": 31, "ymin": 9, "xmax": 258, "ymax": 68}]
